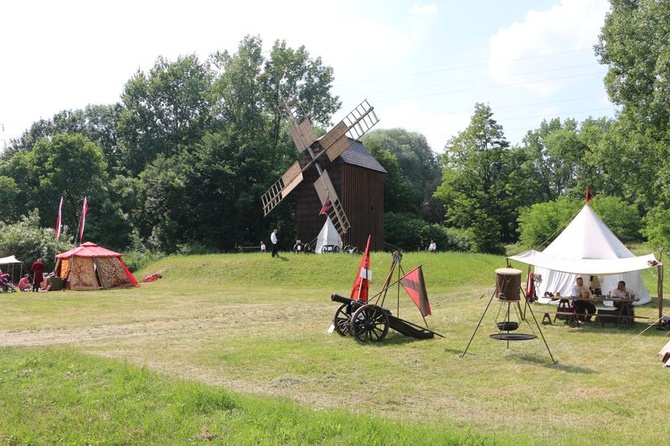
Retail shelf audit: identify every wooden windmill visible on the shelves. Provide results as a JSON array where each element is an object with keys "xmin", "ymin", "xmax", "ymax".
[{"xmin": 261, "ymin": 99, "xmax": 379, "ymax": 236}]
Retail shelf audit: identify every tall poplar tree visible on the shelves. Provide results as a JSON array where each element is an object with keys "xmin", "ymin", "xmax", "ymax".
[{"xmin": 434, "ymin": 103, "xmax": 515, "ymax": 254}]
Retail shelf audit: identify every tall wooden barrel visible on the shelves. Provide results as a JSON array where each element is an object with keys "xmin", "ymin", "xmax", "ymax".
[{"xmin": 495, "ymin": 268, "xmax": 522, "ymax": 300}]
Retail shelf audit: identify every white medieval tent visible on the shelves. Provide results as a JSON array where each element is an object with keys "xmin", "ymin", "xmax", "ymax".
[
  {"xmin": 0, "ymin": 255, "xmax": 24, "ymax": 283},
  {"xmin": 54, "ymin": 242, "xmax": 139, "ymax": 291},
  {"xmin": 508, "ymin": 204, "xmax": 658, "ymax": 305},
  {"xmin": 314, "ymin": 217, "xmax": 343, "ymax": 253}
]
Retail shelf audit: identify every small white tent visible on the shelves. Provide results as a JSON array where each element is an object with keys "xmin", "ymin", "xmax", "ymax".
[
  {"xmin": 315, "ymin": 217, "xmax": 343, "ymax": 254},
  {"xmin": 509, "ymin": 205, "xmax": 657, "ymax": 305},
  {"xmin": 0, "ymin": 255, "xmax": 22, "ymax": 266}
]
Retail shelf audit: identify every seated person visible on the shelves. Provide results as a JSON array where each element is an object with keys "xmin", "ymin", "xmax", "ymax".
[
  {"xmin": 41, "ymin": 272, "xmax": 55, "ymax": 291},
  {"xmin": 18, "ymin": 274, "xmax": 31, "ymax": 292},
  {"xmin": 609, "ymin": 280, "xmax": 640, "ymax": 312},
  {"xmin": 571, "ymin": 276, "xmax": 596, "ymax": 322},
  {"xmin": 0, "ymin": 273, "xmax": 17, "ymax": 292}
]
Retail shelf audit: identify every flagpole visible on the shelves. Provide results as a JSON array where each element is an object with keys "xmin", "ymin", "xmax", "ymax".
[
  {"xmin": 54, "ymin": 196, "xmax": 63, "ymax": 252},
  {"xmin": 76, "ymin": 196, "xmax": 89, "ymax": 246}
]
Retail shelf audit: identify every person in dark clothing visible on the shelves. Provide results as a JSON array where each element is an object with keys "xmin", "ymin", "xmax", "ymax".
[{"xmin": 31, "ymin": 258, "xmax": 45, "ymax": 292}]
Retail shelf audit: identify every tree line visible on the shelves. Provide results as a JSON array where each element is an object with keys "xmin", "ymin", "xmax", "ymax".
[{"xmin": 1, "ymin": 1, "xmax": 670, "ymax": 266}]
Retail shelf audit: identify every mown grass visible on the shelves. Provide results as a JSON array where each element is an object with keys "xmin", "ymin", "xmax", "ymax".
[
  {"xmin": 0, "ymin": 348, "xmax": 472, "ymax": 445},
  {"xmin": 1, "ymin": 250, "xmax": 669, "ymax": 445}
]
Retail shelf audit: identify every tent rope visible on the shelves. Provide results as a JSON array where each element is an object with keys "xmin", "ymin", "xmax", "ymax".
[{"xmin": 595, "ymin": 310, "xmax": 670, "ymax": 368}]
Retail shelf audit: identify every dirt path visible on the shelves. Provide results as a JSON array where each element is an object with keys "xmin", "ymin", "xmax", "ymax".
[{"xmin": 0, "ymin": 318, "xmax": 226, "ymax": 347}]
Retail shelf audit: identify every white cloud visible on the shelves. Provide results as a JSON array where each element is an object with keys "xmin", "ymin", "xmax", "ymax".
[
  {"xmin": 381, "ymin": 101, "xmax": 471, "ymax": 151},
  {"xmin": 487, "ymin": 0, "xmax": 610, "ymax": 94},
  {"xmin": 410, "ymin": 3, "xmax": 438, "ymax": 15}
]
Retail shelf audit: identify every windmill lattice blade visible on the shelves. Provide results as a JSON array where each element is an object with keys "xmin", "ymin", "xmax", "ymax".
[
  {"xmin": 328, "ymin": 198, "xmax": 350, "ymax": 236},
  {"xmin": 342, "ymin": 99, "xmax": 379, "ymax": 140},
  {"xmin": 261, "ymin": 161, "xmax": 303, "ymax": 216},
  {"xmin": 313, "ymin": 172, "xmax": 350, "ymax": 236}
]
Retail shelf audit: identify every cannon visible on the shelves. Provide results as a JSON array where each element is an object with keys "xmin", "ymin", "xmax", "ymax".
[{"xmin": 330, "ymin": 293, "xmax": 440, "ymax": 343}]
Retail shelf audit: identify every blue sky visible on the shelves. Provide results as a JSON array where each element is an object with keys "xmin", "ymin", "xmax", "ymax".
[{"xmin": 0, "ymin": 0, "xmax": 614, "ymax": 152}]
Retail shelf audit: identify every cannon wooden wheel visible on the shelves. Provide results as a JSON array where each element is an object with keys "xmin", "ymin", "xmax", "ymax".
[
  {"xmin": 333, "ymin": 303, "xmax": 351, "ymax": 336},
  {"xmin": 349, "ymin": 304, "xmax": 389, "ymax": 343}
]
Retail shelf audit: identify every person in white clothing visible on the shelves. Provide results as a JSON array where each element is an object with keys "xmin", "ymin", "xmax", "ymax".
[
  {"xmin": 609, "ymin": 280, "xmax": 640, "ymax": 312},
  {"xmin": 571, "ymin": 276, "xmax": 596, "ymax": 322},
  {"xmin": 270, "ymin": 229, "xmax": 279, "ymax": 257},
  {"xmin": 609, "ymin": 280, "xmax": 640, "ymax": 301}
]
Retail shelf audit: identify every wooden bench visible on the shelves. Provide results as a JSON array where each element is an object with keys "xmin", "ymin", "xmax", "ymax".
[
  {"xmin": 594, "ymin": 307, "xmax": 648, "ymax": 328},
  {"xmin": 548, "ymin": 308, "xmax": 648, "ymax": 328}
]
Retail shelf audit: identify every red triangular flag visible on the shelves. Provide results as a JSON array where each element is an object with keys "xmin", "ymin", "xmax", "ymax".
[
  {"xmin": 55, "ymin": 196, "xmax": 63, "ymax": 242},
  {"xmin": 350, "ymin": 235, "xmax": 371, "ymax": 302},
  {"xmin": 319, "ymin": 196, "xmax": 332, "ymax": 215},
  {"xmin": 399, "ymin": 266, "xmax": 432, "ymax": 316},
  {"xmin": 78, "ymin": 197, "xmax": 89, "ymax": 243}
]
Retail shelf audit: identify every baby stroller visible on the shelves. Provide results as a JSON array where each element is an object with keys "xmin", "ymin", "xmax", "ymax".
[{"xmin": 0, "ymin": 273, "xmax": 17, "ymax": 293}]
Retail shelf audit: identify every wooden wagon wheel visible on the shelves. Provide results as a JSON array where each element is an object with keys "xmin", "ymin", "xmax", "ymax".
[
  {"xmin": 349, "ymin": 304, "xmax": 389, "ymax": 343},
  {"xmin": 333, "ymin": 303, "xmax": 351, "ymax": 336}
]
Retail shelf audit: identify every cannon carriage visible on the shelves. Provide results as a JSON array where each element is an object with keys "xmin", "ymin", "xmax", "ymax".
[{"xmin": 330, "ymin": 245, "xmax": 442, "ymax": 343}]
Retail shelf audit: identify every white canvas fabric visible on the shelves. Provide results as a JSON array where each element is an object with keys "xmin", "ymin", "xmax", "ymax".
[
  {"xmin": 509, "ymin": 205, "xmax": 656, "ymax": 305},
  {"xmin": 314, "ymin": 217, "xmax": 343, "ymax": 254},
  {"xmin": 0, "ymin": 255, "xmax": 22, "ymax": 265}
]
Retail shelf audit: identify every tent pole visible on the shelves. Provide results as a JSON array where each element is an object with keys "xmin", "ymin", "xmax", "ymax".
[{"xmin": 658, "ymin": 263, "xmax": 664, "ymax": 325}]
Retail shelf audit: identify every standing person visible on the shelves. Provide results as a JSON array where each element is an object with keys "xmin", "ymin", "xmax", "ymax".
[
  {"xmin": 270, "ymin": 229, "xmax": 279, "ymax": 257},
  {"xmin": 571, "ymin": 276, "xmax": 596, "ymax": 322},
  {"xmin": 260, "ymin": 241, "xmax": 266, "ymax": 253},
  {"xmin": 31, "ymin": 258, "xmax": 45, "ymax": 292},
  {"xmin": 428, "ymin": 240, "xmax": 437, "ymax": 253}
]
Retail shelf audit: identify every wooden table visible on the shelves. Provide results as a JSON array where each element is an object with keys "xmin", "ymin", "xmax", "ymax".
[{"xmin": 551, "ymin": 296, "xmax": 637, "ymax": 328}]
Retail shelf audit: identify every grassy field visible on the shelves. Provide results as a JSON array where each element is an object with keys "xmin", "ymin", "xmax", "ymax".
[{"xmin": 1, "ymin": 250, "xmax": 669, "ymax": 444}]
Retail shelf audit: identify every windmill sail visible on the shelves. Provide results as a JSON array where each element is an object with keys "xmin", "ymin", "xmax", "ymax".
[
  {"xmin": 289, "ymin": 118, "xmax": 318, "ymax": 152},
  {"xmin": 313, "ymin": 170, "xmax": 350, "ymax": 234},
  {"xmin": 262, "ymin": 99, "xmax": 379, "ymax": 238},
  {"xmin": 261, "ymin": 161, "xmax": 304, "ymax": 216},
  {"xmin": 342, "ymin": 99, "xmax": 379, "ymax": 140}
]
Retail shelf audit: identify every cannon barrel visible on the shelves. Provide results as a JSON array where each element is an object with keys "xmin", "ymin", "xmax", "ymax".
[{"xmin": 331, "ymin": 293, "xmax": 356, "ymax": 305}]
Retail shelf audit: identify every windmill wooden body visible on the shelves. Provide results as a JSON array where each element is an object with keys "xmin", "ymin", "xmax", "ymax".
[{"xmin": 261, "ymin": 100, "xmax": 380, "ymax": 243}]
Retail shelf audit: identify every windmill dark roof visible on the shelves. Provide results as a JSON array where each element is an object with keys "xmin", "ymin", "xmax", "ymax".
[{"xmin": 340, "ymin": 138, "xmax": 387, "ymax": 174}]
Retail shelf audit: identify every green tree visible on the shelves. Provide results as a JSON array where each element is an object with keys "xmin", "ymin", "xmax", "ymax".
[
  {"xmin": 434, "ymin": 103, "xmax": 513, "ymax": 254},
  {"xmin": 517, "ymin": 199, "xmax": 583, "ymax": 249},
  {"xmin": 362, "ymin": 135, "xmax": 415, "ymax": 214},
  {"xmin": 260, "ymin": 37, "xmax": 341, "ymax": 147},
  {"xmin": 519, "ymin": 118, "xmax": 587, "ymax": 201},
  {"xmin": 594, "ymin": 0, "xmax": 670, "ymax": 214},
  {"xmin": 642, "ymin": 205, "xmax": 670, "ymax": 251},
  {"xmin": 4, "ymin": 134, "xmax": 109, "ymax": 236},
  {"xmin": 595, "ymin": 0, "xmax": 670, "ymax": 141},
  {"xmin": 0, "ymin": 176, "xmax": 21, "ymax": 223},
  {"xmin": 363, "ymin": 129, "xmax": 442, "ymax": 220},
  {"xmin": 517, "ymin": 197, "xmax": 641, "ymax": 249},
  {"xmin": 117, "ymin": 54, "xmax": 214, "ymax": 176},
  {"xmin": 0, "ymin": 210, "xmax": 74, "ymax": 272}
]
